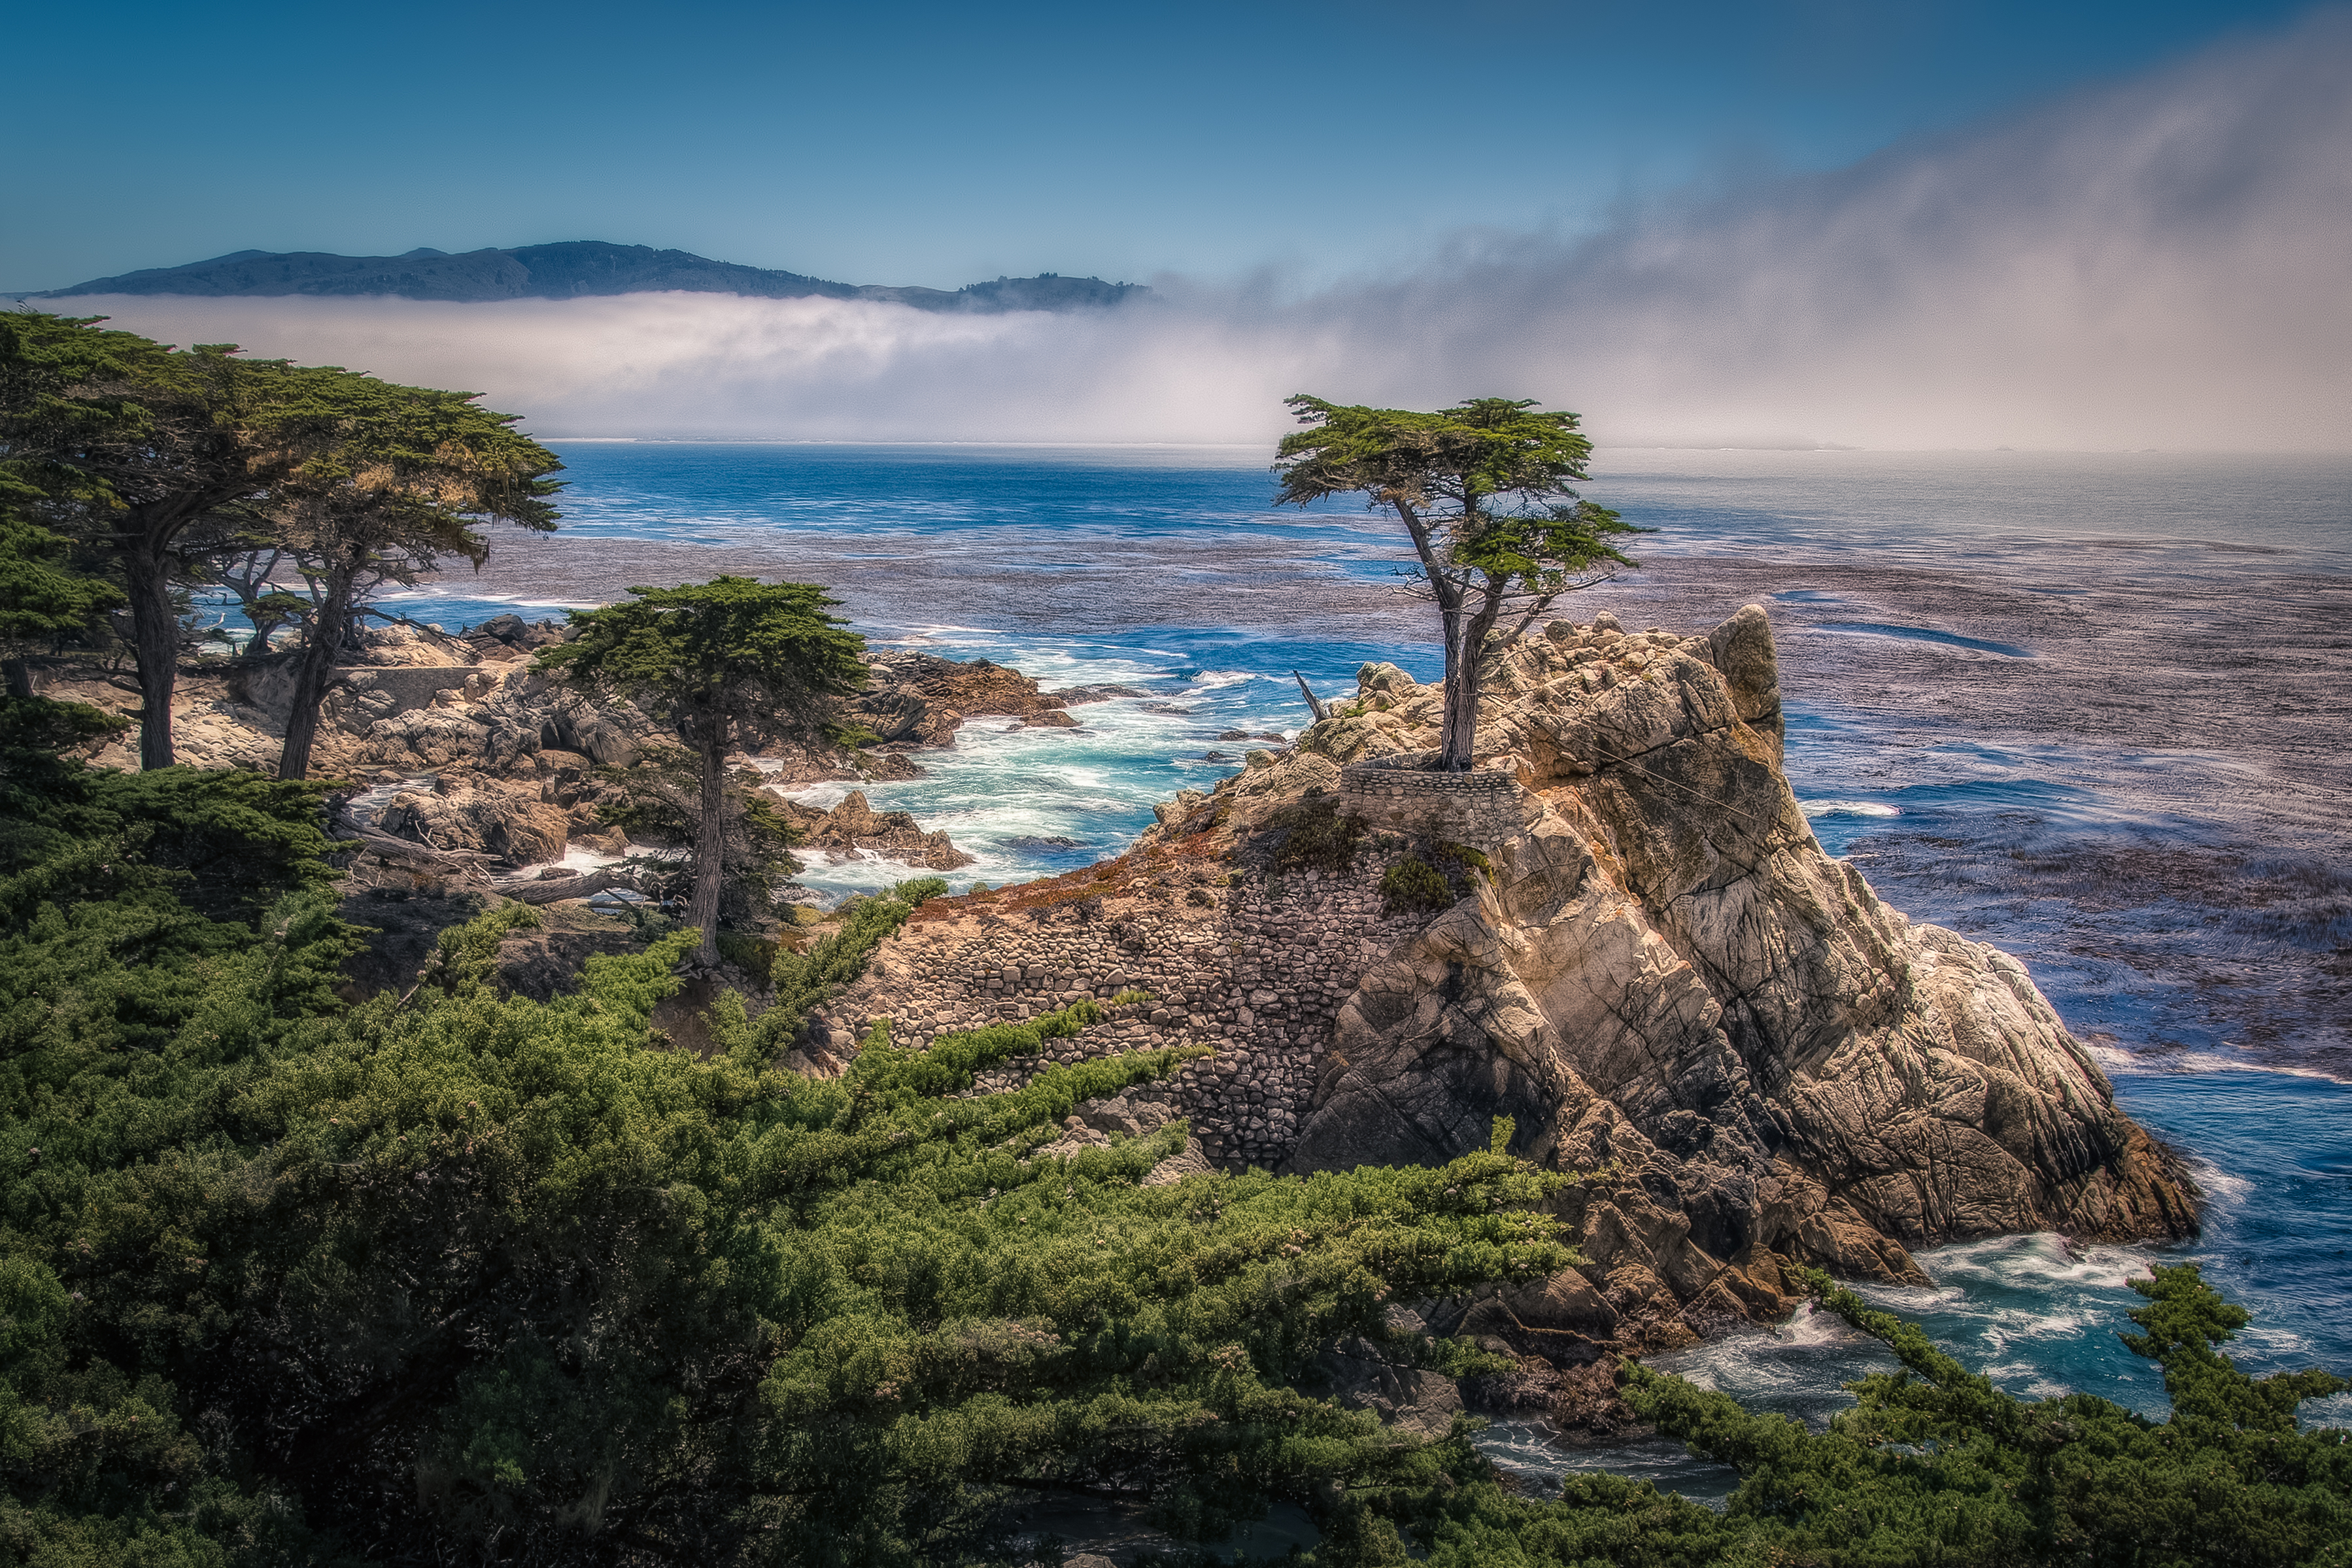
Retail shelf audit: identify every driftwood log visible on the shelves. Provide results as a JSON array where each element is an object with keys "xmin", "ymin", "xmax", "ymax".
[
  {"xmin": 332, "ymin": 806, "xmax": 653, "ymax": 904},
  {"xmin": 491, "ymin": 866, "xmax": 651, "ymax": 906},
  {"xmin": 332, "ymin": 819, "xmax": 488, "ymax": 874},
  {"xmin": 1293, "ymin": 669, "xmax": 1328, "ymax": 723}
]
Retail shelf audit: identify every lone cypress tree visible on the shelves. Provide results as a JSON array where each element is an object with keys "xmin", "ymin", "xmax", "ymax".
[
  {"xmin": 1274, "ymin": 396, "xmax": 1641, "ymax": 772},
  {"xmin": 539, "ymin": 576, "xmax": 866, "ymax": 966}
]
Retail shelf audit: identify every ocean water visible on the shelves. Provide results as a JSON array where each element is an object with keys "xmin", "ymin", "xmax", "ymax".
[{"xmin": 390, "ymin": 442, "xmax": 2351, "ymax": 1485}]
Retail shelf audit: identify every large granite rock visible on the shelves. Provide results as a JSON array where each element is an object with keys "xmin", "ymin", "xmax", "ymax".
[
  {"xmin": 1284, "ymin": 609, "xmax": 2195, "ymax": 1337},
  {"xmin": 376, "ymin": 776, "xmax": 573, "ymax": 866}
]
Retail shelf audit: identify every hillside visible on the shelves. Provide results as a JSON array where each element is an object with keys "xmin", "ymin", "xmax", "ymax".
[{"xmin": 24, "ymin": 239, "xmax": 1147, "ymax": 311}]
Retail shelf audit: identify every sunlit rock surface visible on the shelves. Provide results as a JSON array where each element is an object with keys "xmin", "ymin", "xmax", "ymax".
[{"xmin": 838, "ymin": 607, "xmax": 2197, "ymax": 1352}]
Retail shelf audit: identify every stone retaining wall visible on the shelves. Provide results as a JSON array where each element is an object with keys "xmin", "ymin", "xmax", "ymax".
[
  {"xmin": 335, "ymin": 665, "xmax": 483, "ymax": 714},
  {"xmin": 1338, "ymin": 755, "xmax": 1524, "ymax": 847},
  {"xmin": 811, "ymin": 864, "xmax": 1431, "ymax": 1169}
]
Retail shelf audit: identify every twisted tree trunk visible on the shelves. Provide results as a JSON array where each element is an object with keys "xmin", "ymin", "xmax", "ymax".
[
  {"xmin": 688, "ymin": 702, "xmax": 727, "ymax": 968},
  {"xmin": 122, "ymin": 547, "xmax": 182, "ymax": 770},
  {"xmin": 1394, "ymin": 497, "xmax": 1507, "ymax": 773},
  {"xmin": 278, "ymin": 560, "xmax": 356, "ymax": 781}
]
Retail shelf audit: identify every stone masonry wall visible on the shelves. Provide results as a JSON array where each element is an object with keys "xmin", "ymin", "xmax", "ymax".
[
  {"xmin": 808, "ymin": 861, "xmax": 1437, "ymax": 1168},
  {"xmin": 1338, "ymin": 758, "xmax": 1524, "ymax": 849}
]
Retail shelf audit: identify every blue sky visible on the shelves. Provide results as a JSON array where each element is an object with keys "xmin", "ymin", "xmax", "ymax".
[{"xmin": 2, "ymin": 0, "xmax": 2322, "ymax": 292}]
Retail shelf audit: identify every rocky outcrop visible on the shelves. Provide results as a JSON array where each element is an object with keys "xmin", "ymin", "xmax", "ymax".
[
  {"xmin": 65, "ymin": 626, "xmax": 1016, "ymax": 880},
  {"xmin": 775, "ymin": 791, "xmax": 976, "ymax": 870},
  {"xmin": 376, "ymin": 775, "xmax": 575, "ymax": 866},
  {"xmin": 852, "ymin": 651, "xmax": 1076, "ymax": 749},
  {"xmin": 822, "ymin": 607, "xmax": 2196, "ymax": 1355},
  {"xmin": 1285, "ymin": 615, "xmax": 2195, "ymax": 1263}
]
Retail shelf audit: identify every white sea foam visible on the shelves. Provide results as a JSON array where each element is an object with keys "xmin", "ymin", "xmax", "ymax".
[
  {"xmin": 1799, "ymin": 800, "xmax": 1901, "ymax": 819},
  {"xmin": 2185, "ymin": 1158, "xmax": 2254, "ymax": 1208},
  {"xmin": 1773, "ymin": 1300, "xmax": 1850, "ymax": 1348},
  {"xmin": 792, "ymin": 849, "xmax": 953, "ymax": 902},
  {"xmin": 2102, "ymin": 1052, "xmax": 2352, "ymax": 1085}
]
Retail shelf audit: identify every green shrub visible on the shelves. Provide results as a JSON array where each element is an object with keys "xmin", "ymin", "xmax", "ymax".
[
  {"xmin": 715, "ymin": 927, "xmax": 777, "ymax": 981},
  {"xmin": 1269, "ymin": 798, "xmax": 1367, "ymax": 872},
  {"xmin": 1436, "ymin": 840, "xmax": 1490, "ymax": 879},
  {"xmin": 719, "ymin": 876, "xmax": 948, "ymax": 1058},
  {"xmin": 1380, "ymin": 855, "xmax": 1454, "ymax": 913}
]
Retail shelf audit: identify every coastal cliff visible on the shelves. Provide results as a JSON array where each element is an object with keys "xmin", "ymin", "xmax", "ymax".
[
  {"xmin": 44, "ymin": 602, "xmax": 2198, "ymax": 1355},
  {"xmin": 817, "ymin": 607, "xmax": 2198, "ymax": 1355},
  {"xmin": 45, "ymin": 622, "xmax": 1072, "ymax": 875}
]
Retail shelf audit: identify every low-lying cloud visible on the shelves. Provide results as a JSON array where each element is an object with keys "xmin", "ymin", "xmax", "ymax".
[{"xmin": 46, "ymin": 11, "xmax": 2352, "ymax": 451}]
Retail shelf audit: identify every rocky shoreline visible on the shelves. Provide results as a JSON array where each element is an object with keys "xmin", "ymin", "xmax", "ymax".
[
  {"xmin": 48, "ymin": 602, "xmax": 2200, "ymax": 1436},
  {"xmin": 43, "ymin": 617, "xmax": 1095, "ymax": 883},
  {"xmin": 807, "ymin": 606, "xmax": 2198, "ymax": 1384}
]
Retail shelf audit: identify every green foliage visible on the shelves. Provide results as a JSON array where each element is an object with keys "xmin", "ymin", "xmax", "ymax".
[
  {"xmin": 537, "ymin": 575, "xmax": 867, "ymax": 750},
  {"xmin": 1379, "ymin": 855, "xmax": 1454, "ymax": 915},
  {"xmin": 1435, "ymin": 842, "xmax": 1490, "ymax": 879},
  {"xmin": 611, "ymin": 896, "xmax": 683, "ymax": 944},
  {"xmin": 717, "ymin": 927, "xmax": 780, "ymax": 980},
  {"xmin": 0, "ymin": 482, "xmax": 121, "ymax": 645},
  {"xmin": 1268, "ymin": 798, "xmax": 1367, "ymax": 873},
  {"xmin": 1272, "ymin": 396, "xmax": 1645, "ymax": 592},
  {"xmin": 1333, "ymin": 1264, "xmax": 2349, "ymax": 1568},
  {"xmin": 715, "ymin": 877, "xmax": 950, "ymax": 1063},
  {"xmin": 1, "ymin": 699, "xmax": 340, "ymax": 921}
]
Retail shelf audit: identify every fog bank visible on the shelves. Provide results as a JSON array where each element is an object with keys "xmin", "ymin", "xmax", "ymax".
[{"xmin": 52, "ymin": 13, "xmax": 2352, "ymax": 451}]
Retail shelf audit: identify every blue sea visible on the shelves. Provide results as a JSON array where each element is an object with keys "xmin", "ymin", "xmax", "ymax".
[{"xmin": 387, "ymin": 441, "xmax": 2352, "ymax": 1490}]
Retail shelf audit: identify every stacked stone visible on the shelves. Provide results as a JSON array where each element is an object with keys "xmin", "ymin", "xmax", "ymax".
[
  {"xmin": 1338, "ymin": 757, "xmax": 1522, "ymax": 846},
  {"xmin": 815, "ymin": 864, "xmax": 1433, "ymax": 1169}
]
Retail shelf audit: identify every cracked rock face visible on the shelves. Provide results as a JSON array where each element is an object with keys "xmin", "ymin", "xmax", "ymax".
[{"xmin": 1286, "ymin": 607, "xmax": 2195, "ymax": 1348}]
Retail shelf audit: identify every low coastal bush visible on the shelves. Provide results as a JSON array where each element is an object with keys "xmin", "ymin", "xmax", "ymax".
[
  {"xmin": 0, "ymin": 742, "xmax": 1582, "ymax": 1558},
  {"xmin": 1435, "ymin": 840, "xmax": 1490, "ymax": 881},
  {"xmin": 715, "ymin": 927, "xmax": 779, "ymax": 980},
  {"xmin": 1269, "ymin": 798, "xmax": 1367, "ymax": 872},
  {"xmin": 1380, "ymin": 854, "xmax": 1454, "ymax": 913}
]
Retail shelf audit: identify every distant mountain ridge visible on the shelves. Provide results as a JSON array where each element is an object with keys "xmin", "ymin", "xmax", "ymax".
[{"xmin": 26, "ymin": 240, "xmax": 1146, "ymax": 312}]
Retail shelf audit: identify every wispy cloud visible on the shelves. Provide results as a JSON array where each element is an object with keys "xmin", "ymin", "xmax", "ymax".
[{"xmin": 48, "ymin": 11, "xmax": 2352, "ymax": 451}]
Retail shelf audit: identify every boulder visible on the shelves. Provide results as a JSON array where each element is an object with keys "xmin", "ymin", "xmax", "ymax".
[
  {"xmin": 377, "ymin": 778, "xmax": 576, "ymax": 867},
  {"xmin": 1286, "ymin": 609, "xmax": 2197, "ymax": 1297},
  {"xmin": 849, "ymin": 651, "xmax": 1072, "ymax": 749},
  {"xmin": 775, "ymin": 789, "xmax": 975, "ymax": 870},
  {"xmin": 1314, "ymin": 1337, "xmax": 1465, "ymax": 1442}
]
